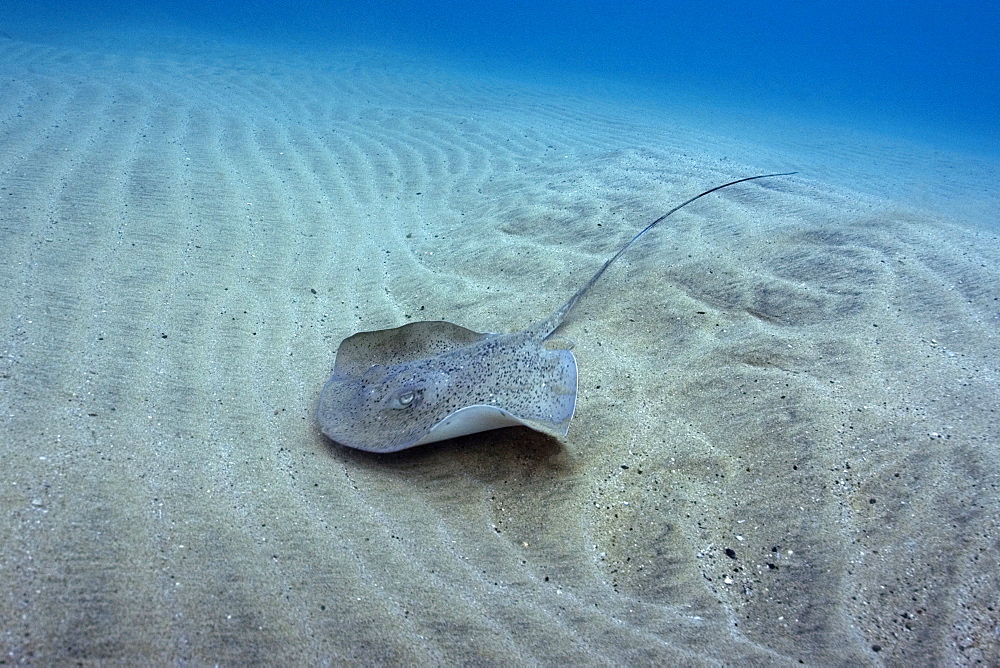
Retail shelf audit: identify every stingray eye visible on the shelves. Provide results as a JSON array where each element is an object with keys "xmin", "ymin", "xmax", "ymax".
[{"xmin": 389, "ymin": 388, "xmax": 422, "ymax": 410}]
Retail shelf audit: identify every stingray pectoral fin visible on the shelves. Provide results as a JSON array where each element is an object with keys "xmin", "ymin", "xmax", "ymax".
[
  {"xmin": 537, "ymin": 347, "xmax": 578, "ymax": 436},
  {"xmin": 334, "ymin": 320, "xmax": 489, "ymax": 375},
  {"xmin": 413, "ymin": 402, "xmax": 573, "ymax": 447},
  {"xmin": 412, "ymin": 405, "xmax": 527, "ymax": 446}
]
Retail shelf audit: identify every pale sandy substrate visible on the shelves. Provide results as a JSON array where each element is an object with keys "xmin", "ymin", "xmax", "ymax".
[{"xmin": 1, "ymin": 30, "xmax": 998, "ymax": 665}]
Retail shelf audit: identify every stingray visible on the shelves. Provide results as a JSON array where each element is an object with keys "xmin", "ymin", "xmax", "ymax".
[{"xmin": 317, "ymin": 172, "xmax": 794, "ymax": 452}]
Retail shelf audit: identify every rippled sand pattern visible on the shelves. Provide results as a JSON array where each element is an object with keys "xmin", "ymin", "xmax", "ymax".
[{"xmin": 1, "ymin": 34, "xmax": 998, "ymax": 664}]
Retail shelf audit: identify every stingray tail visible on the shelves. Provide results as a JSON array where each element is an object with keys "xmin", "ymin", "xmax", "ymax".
[{"xmin": 536, "ymin": 171, "xmax": 797, "ymax": 340}]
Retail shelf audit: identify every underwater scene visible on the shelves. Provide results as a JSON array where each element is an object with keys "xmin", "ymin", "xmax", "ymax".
[{"xmin": 1, "ymin": 1, "xmax": 998, "ymax": 664}]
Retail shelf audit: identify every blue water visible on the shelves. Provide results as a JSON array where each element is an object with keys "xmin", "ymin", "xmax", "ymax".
[{"xmin": 7, "ymin": 0, "xmax": 999, "ymax": 158}]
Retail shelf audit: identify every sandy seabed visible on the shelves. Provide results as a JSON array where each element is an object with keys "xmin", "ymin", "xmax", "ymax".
[{"xmin": 1, "ymin": 29, "xmax": 998, "ymax": 665}]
